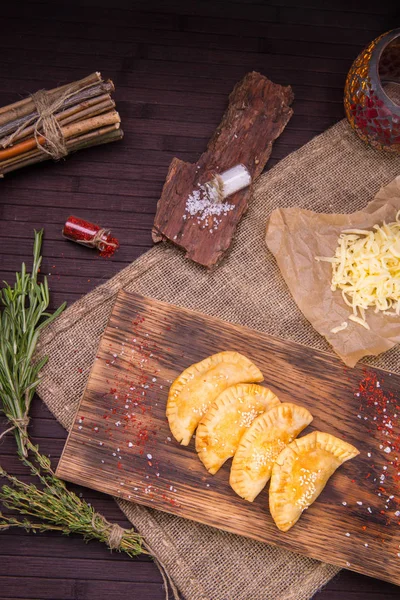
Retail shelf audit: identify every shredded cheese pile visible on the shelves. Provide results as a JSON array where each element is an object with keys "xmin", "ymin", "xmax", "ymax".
[{"xmin": 316, "ymin": 211, "xmax": 400, "ymax": 331}]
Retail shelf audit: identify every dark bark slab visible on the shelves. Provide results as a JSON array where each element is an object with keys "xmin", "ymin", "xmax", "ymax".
[{"xmin": 152, "ymin": 71, "xmax": 294, "ymax": 267}]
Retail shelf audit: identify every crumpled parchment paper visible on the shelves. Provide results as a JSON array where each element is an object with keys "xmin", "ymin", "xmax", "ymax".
[{"xmin": 265, "ymin": 175, "xmax": 400, "ymax": 367}]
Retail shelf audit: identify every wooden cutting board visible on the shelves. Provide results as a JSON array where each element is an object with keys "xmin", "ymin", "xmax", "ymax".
[{"xmin": 57, "ymin": 290, "xmax": 400, "ymax": 586}]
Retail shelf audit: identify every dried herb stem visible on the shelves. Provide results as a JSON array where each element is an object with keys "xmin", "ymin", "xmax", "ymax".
[
  {"xmin": 0, "ymin": 230, "xmax": 145, "ymax": 559},
  {"xmin": 0, "ymin": 441, "xmax": 145, "ymax": 557}
]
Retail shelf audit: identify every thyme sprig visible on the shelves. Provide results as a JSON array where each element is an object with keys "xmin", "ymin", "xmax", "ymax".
[
  {"xmin": 0, "ymin": 440, "xmax": 145, "ymax": 556},
  {"xmin": 0, "ymin": 231, "xmax": 145, "ymax": 557}
]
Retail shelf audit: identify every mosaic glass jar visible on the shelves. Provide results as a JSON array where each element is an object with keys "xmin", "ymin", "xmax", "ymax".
[{"xmin": 344, "ymin": 28, "xmax": 400, "ymax": 152}]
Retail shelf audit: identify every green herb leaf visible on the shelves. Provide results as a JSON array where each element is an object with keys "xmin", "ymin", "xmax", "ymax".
[
  {"xmin": 0, "ymin": 230, "xmax": 65, "ymax": 456},
  {"xmin": 0, "ymin": 231, "xmax": 144, "ymax": 558}
]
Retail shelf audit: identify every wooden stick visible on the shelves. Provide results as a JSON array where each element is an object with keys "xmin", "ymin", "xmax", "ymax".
[
  {"xmin": 0, "ymin": 81, "xmax": 115, "ymax": 140},
  {"xmin": 0, "ymin": 147, "xmax": 39, "ymax": 168},
  {"xmin": 0, "ymin": 110, "xmax": 121, "ymax": 161},
  {"xmin": 60, "ymin": 96, "xmax": 115, "ymax": 127},
  {"xmin": 0, "ymin": 73, "xmax": 122, "ymax": 176},
  {"xmin": 0, "ymin": 128, "xmax": 123, "ymax": 175},
  {"xmin": 0, "ymin": 72, "xmax": 103, "ymax": 126},
  {"xmin": 59, "ymin": 110, "xmax": 121, "ymax": 139},
  {"xmin": 0, "ymin": 139, "xmax": 37, "ymax": 160},
  {"xmin": 0, "ymin": 94, "xmax": 115, "ymax": 146},
  {"xmin": 0, "ymin": 72, "xmax": 102, "ymax": 117},
  {"xmin": 0, "ymin": 124, "xmax": 120, "ymax": 169},
  {"xmin": 67, "ymin": 125, "xmax": 122, "ymax": 151},
  {"xmin": 0, "ymin": 124, "xmax": 121, "ymax": 171}
]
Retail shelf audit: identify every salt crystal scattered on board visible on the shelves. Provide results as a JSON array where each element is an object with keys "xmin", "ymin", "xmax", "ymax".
[{"xmin": 185, "ymin": 184, "xmax": 234, "ymax": 228}]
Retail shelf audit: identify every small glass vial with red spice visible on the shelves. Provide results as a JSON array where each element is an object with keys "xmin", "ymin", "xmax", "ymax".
[{"xmin": 63, "ymin": 215, "xmax": 119, "ymax": 258}]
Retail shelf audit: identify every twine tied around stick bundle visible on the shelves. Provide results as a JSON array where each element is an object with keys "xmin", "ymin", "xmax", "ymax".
[
  {"xmin": 2, "ymin": 81, "xmax": 98, "ymax": 159},
  {"xmin": 30, "ymin": 90, "xmax": 68, "ymax": 159}
]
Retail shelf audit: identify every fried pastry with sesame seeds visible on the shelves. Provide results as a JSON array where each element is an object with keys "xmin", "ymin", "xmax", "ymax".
[
  {"xmin": 269, "ymin": 431, "xmax": 359, "ymax": 532},
  {"xmin": 230, "ymin": 403, "xmax": 313, "ymax": 502},
  {"xmin": 167, "ymin": 352, "xmax": 263, "ymax": 446},
  {"xmin": 196, "ymin": 384, "xmax": 280, "ymax": 474}
]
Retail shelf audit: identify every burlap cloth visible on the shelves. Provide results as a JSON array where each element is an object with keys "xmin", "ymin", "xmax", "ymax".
[{"xmin": 37, "ymin": 119, "xmax": 400, "ymax": 600}]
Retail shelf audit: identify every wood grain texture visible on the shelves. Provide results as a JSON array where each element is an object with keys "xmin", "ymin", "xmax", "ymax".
[
  {"xmin": 1, "ymin": 0, "xmax": 400, "ymax": 597},
  {"xmin": 152, "ymin": 71, "xmax": 293, "ymax": 266},
  {"xmin": 57, "ymin": 290, "xmax": 400, "ymax": 587}
]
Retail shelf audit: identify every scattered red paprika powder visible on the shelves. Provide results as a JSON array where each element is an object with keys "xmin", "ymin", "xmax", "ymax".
[{"xmin": 356, "ymin": 369, "xmax": 400, "ymax": 520}]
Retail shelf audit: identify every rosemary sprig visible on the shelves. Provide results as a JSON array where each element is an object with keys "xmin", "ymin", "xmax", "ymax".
[
  {"xmin": 0, "ymin": 231, "xmax": 145, "ymax": 557},
  {"xmin": 0, "ymin": 229, "xmax": 65, "ymax": 456}
]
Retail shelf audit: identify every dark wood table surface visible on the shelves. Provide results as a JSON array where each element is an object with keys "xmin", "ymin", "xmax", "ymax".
[{"xmin": 1, "ymin": 1, "xmax": 399, "ymax": 599}]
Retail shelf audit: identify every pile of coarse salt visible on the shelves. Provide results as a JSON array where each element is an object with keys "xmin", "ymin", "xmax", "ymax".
[{"xmin": 184, "ymin": 182, "xmax": 235, "ymax": 230}]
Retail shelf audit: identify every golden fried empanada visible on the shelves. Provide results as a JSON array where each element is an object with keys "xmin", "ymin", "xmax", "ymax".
[
  {"xmin": 196, "ymin": 384, "xmax": 280, "ymax": 474},
  {"xmin": 230, "ymin": 403, "xmax": 313, "ymax": 501},
  {"xmin": 167, "ymin": 352, "xmax": 263, "ymax": 446},
  {"xmin": 269, "ymin": 431, "xmax": 359, "ymax": 531}
]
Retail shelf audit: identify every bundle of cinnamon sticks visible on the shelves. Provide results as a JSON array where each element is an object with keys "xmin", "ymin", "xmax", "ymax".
[{"xmin": 0, "ymin": 72, "xmax": 123, "ymax": 176}]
